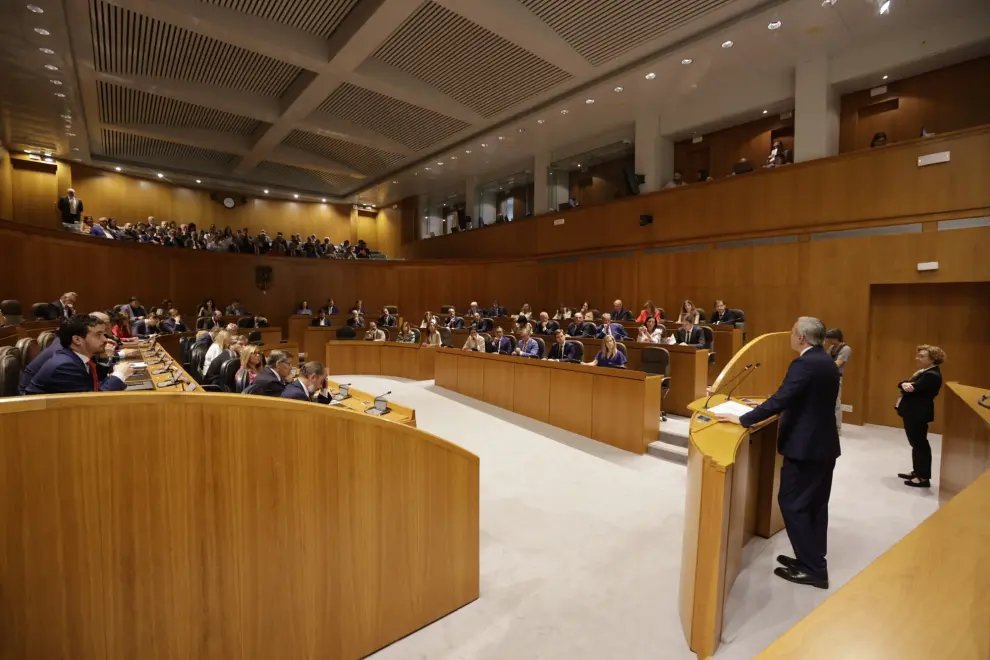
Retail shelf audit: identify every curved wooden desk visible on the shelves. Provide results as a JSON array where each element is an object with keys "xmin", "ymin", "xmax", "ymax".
[
  {"xmin": 0, "ymin": 393, "xmax": 478, "ymax": 659},
  {"xmin": 325, "ymin": 340, "xmax": 437, "ymax": 380},
  {"xmin": 710, "ymin": 331, "xmax": 791, "ymax": 398},
  {"xmin": 940, "ymin": 382, "xmax": 990, "ymax": 504}
]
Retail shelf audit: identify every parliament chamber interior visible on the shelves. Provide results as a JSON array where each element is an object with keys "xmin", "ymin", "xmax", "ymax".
[{"xmin": 2, "ymin": 0, "xmax": 990, "ymax": 657}]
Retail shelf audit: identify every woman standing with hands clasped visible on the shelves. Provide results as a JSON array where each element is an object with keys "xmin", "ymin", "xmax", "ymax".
[{"xmin": 895, "ymin": 344, "xmax": 945, "ymax": 489}]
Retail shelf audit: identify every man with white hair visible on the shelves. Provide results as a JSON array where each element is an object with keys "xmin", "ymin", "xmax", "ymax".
[
  {"xmin": 717, "ymin": 316, "xmax": 840, "ymax": 590},
  {"xmin": 57, "ymin": 188, "xmax": 84, "ymax": 225}
]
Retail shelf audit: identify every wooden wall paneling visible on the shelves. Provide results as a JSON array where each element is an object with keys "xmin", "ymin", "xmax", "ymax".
[
  {"xmin": 675, "ymin": 115, "xmax": 795, "ymax": 180},
  {"xmin": 568, "ymin": 155, "xmax": 635, "ymax": 207},
  {"xmin": 0, "ymin": 145, "xmax": 13, "ymax": 221},
  {"xmin": 11, "ymin": 160, "xmax": 59, "ymax": 230},
  {"xmin": 326, "ymin": 342, "xmax": 358, "ymax": 376}
]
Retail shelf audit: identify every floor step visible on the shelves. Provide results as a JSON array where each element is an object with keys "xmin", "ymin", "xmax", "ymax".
[
  {"xmin": 658, "ymin": 414, "xmax": 691, "ymax": 449},
  {"xmin": 647, "ymin": 440, "xmax": 689, "ymax": 465}
]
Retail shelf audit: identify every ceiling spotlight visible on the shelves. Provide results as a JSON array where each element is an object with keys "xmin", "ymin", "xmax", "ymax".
[
  {"xmin": 517, "ymin": 127, "xmax": 525, "ymax": 133},
  {"xmin": 436, "ymin": 161, "xmax": 444, "ymax": 165},
  {"xmin": 450, "ymin": 155, "xmax": 458, "ymax": 159},
  {"xmin": 822, "ymin": 0, "xmax": 837, "ymax": 5},
  {"xmin": 413, "ymin": 172, "xmax": 418, "ymax": 176},
  {"xmin": 585, "ymin": 99, "xmax": 595, "ymax": 104},
  {"xmin": 115, "ymin": 167, "xmax": 121, "ymax": 171},
  {"xmin": 34, "ymin": 27, "xmax": 49, "ymax": 35},
  {"xmin": 721, "ymin": 40, "xmax": 734, "ymax": 48},
  {"xmin": 560, "ymin": 109, "xmax": 569, "ymax": 115},
  {"xmin": 72, "ymin": 147, "xmax": 79, "ymax": 151},
  {"xmin": 322, "ymin": 198, "xmax": 327, "ymax": 203},
  {"xmin": 480, "ymin": 143, "xmax": 488, "ymax": 147},
  {"xmin": 264, "ymin": 189, "xmax": 269, "ymax": 194},
  {"xmin": 392, "ymin": 180, "xmax": 398, "ymax": 183},
  {"xmin": 878, "ymin": 0, "xmax": 890, "ymax": 14},
  {"xmin": 497, "ymin": 136, "xmax": 505, "ymax": 140},
  {"xmin": 537, "ymin": 119, "xmax": 546, "ymax": 124},
  {"xmin": 293, "ymin": 194, "xmax": 299, "ymax": 199},
  {"xmin": 39, "ymin": 47, "xmax": 54, "ymax": 55},
  {"xmin": 768, "ymin": 21, "xmax": 782, "ymax": 29},
  {"xmin": 61, "ymin": 114, "xmax": 71, "ymax": 119},
  {"xmin": 882, "ymin": 74, "xmax": 889, "ymax": 80},
  {"xmin": 49, "ymin": 79, "xmax": 62, "ymax": 85},
  {"xmin": 465, "ymin": 149, "xmax": 472, "ymax": 154},
  {"xmin": 645, "ymin": 72, "xmax": 656, "ymax": 79},
  {"xmin": 54, "ymin": 92, "xmax": 65, "ymax": 98},
  {"xmin": 157, "ymin": 173, "xmax": 164, "ymax": 178},
  {"xmin": 614, "ymin": 86, "xmax": 623, "ymax": 92},
  {"xmin": 576, "ymin": 163, "xmax": 581, "ymax": 167},
  {"xmin": 27, "ymin": 4, "xmax": 44, "ymax": 13},
  {"xmin": 681, "ymin": 58, "xmax": 693, "ymax": 65},
  {"xmin": 66, "ymin": 132, "xmax": 75, "ymax": 136},
  {"xmin": 195, "ymin": 179, "xmax": 201, "ymax": 183},
  {"xmin": 45, "ymin": 64, "xmax": 58, "ymax": 71},
  {"xmin": 762, "ymin": 109, "xmax": 768, "ymax": 114}
]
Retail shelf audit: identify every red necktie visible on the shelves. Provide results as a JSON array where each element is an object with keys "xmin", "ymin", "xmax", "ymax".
[{"xmin": 88, "ymin": 361, "xmax": 99, "ymax": 391}]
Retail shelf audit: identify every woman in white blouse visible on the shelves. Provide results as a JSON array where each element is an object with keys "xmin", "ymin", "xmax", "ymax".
[
  {"xmin": 202, "ymin": 330, "xmax": 231, "ymax": 373},
  {"xmin": 420, "ymin": 311, "xmax": 434, "ymax": 329},
  {"xmin": 636, "ymin": 317, "xmax": 664, "ymax": 344}
]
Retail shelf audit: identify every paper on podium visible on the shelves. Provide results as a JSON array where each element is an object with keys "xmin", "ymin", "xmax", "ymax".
[{"xmin": 708, "ymin": 400, "xmax": 755, "ymax": 416}]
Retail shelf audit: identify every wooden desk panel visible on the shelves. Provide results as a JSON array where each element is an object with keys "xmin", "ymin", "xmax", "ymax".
[
  {"xmin": 326, "ymin": 379, "xmax": 416, "ymax": 427},
  {"xmin": 326, "ymin": 341, "xmax": 358, "ymax": 375},
  {"xmin": 258, "ymin": 327, "xmax": 283, "ymax": 345},
  {"xmin": 514, "ymin": 363, "xmax": 550, "ymax": 422},
  {"xmin": 260, "ymin": 342, "xmax": 301, "ymax": 366},
  {"xmin": 666, "ymin": 347, "xmax": 709, "ymax": 416},
  {"xmin": 302, "ymin": 327, "xmax": 337, "ymax": 362},
  {"xmin": 549, "ymin": 369, "xmax": 594, "ymax": 437},
  {"xmin": 355, "ymin": 342, "xmax": 383, "ymax": 375},
  {"xmin": 286, "ymin": 314, "xmax": 314, "ymax": 346},
  {"xmin": 434, "ymin": 350, "xmax": 457, "ymax": 389},
  {"xmin": 591, "ymin": 375, "xmax": 651, "ymax": 453},
  {"xmin": 482, "ymin": 359, "xmax": 514, "ymax": 409},
  {"xmin": 458, "ymin": 355, "xmax": 485, "ymax": 401},
  {"xmin": 381, "ymin": 343, "xmax": 413, "ymax": 379},
  {"xmin": 939, "ymin": 383, "xmax": 990, "ymax": 505}
]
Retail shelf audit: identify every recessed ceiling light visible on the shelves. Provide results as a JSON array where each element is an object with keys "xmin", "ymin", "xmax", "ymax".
[
  {"xmin": 39, "ymin": 47, "xmax": 54, "ymax": 55},
  {"xmin": 464, "ymin": 149, "xmax": 472, "ymax": 154},
  {"xmin": 576, "ymin": 163, "xmax": 581, "ymax": 167},
  {"xmin": 413, "ymin": 172, "xmax": 418, "ymax": 176},
  {"xmin": 72, "ymin": 147, "xmax": 78, "ymax": 151},
  {"xmin": 762, "ymin": 109, "xmax": 768, "ymax": 114},
  {"xmin": 613, "ymin": 86, "xmax": 623, "ymax": 92},
  {"xmin": 61, "ymin": 114, "xmax": 71, "ymax": 119},
  {"xmin": 392, "ymin": 180, "xmax": 398, "ymax": 183},
  {"xmin": 157, "ymin": 173, "xmax": 164, "ymax": 178},
  {"xmin": 560, "ymin": 109, "xmax": 569, "ymax": 115},
  {"xmin": 66, "ymin": 132, "xmax": 75, "ymax": 136},
  {"xmin": 34, "ymin": 27, "xmax": 49, "ymax": 35},
  {"xmin": 322, "ymin": 198, "xmax": 326, "ymax": 203},
  {"xmin": 195, "ymin": 179, "xmax": 201, "ymax": 183},
  {"xmin": 436, "ymin": 161, "xmax": 444, "ymax": 165},
  {"xmin": 768, "ymin": 21, "xmax": 782, "ymax": 30},
  {"xmin": 879, "ymin": 0, "xmax": 890, "ymax": 14},
  {"xmin": 645, "ymin": 72, "xmax": 656, "ymax": 79},
  {"xmin": 450, "ymin": 155, "xmax": 458, "ymax": 159},
  {"xmin": 681, "ymin": 58, "xmax": 693, "ymax": 65},
  {"xmin": 49, "ymin": 79, "xmax": 62, "ymax": 85},
  {"xmin": 425, "ymin": 167, "xmax": 431, "ymax": 171},
  {"xmin": 517, "ymin": 127, "xmax": 525, "ymax": 133},
  {"xmin": 480, "ymin": 143, "xmax": 488, "ymax": 147},
  {"xmin": 721, "ymin": 40, "xmax": 734, "ymax": 48},
  {"xmin": 27, "ymin": 4, "xmax": 44, "ymax": 13},
  {"xmin": 293, "ymin": 194, "xmax": 299, "ymax": 199},
  {"xmin": 882, "ymin": 74, "xmax": 889, "ymax": 80},
  {"xmin": 264, "ymin": 189, "xmax": 269, "ymax": 194},
  {"xmin": 45, "ymin": 64, "xmax": 58, "ymax": 71},
  {"xmin": 497, "ymin": 136, "xmax": 504, "ymax": 140},
  {"xmin": 585, "ymin": 99, "xmax": 595, "ymax": 104},
  {"xmin": 115, "ymin": 166, "xmax": 121, "ymax": 171},
  {"xmin": 537, "ymin": 119, "xmax": 546, "ymax": 124},
  {"xmin": 54, "ymin": 92, "xmax": 65, "ymax": 98}
]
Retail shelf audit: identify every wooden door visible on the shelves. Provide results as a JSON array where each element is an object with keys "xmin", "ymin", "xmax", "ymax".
[{"xmin": 865, "ymin": 283, "xmax": 990, "ymax": 432}]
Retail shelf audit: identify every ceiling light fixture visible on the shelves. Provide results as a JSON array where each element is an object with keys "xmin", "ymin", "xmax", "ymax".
[
  {"xmin": 517, "ymin": 127, "xmax": 525, "ymax": 133},
  {"xmin": 27, "ymin": 4, "xmax": 44, "ymax": 13},
  {"xmin": 157, "ymin": 173, "xmax": 164, "ymax": 178},
  {"xmin": 39, "ymin": 47, "xmax": 54, "ymax": 55},
  {"xmin": 464, "ymin": 149, "xmax": 472, "ymax": 154},
  {"xmin": 768, "ymin": 21, "xmax": 781, "ymax": 29},
  {"xmin": 72, "ymin": 147, "xmax": 79, "ymax": 151},
  {"xmin": 497, "ymin": 136, "xmax": 505, "ymax": 140},
  {"xmin": 67, "ymin": 132, "xmax": 75, "ymax": 136},
  {"xmin": 322, "ymin": 198, "xmax": 327, "ymax": 203},
  {"xmin": 480, "ymin": 143, "xmax": 488, "ymax": 147},
  {"xmin": 537, "ymin": 119, "xmax": 545, "ymax": 124},
  {"xmin": 34, "ymin": 27, "xmax": 49, "ymax": 35},
  {"xmin": 645, "ymin": 72, "xmax": 656, "ymax": 79},
  {"xmin": 45, "ymin": 64, "xmax": 58, "ymax": 71},
  {"xmin": 762, "ymin": 109, "xmax": 768, "ymax": 114},
  {"xmin": 264, "ymin": 189, "xmax": 269, "ymax": 194},
  {"xmin": 61, "ymin": 114, "xmax": 71, "ymax": 119},
  {"xmin": 681, "ymin": 58, "xmax": 693, "ymax": 65},
  {"xmin": 560, "ymin": 109, "xmax": 569, "ymax": 115},
  {"xmin": 450, "ymin": 155, "xmax": 458, "ymax": 159},
  {"xmin": 585, "ymin": 99, "xmax": 595, "ymax": 104},
  {"xmin": 54, "ymin": 92, "xmax": 65, "ymax": 97},
  {"xmin": 195, "ymin": 179, "xmax": 201, "ymax": 183},
  {"xmin": 49, "ymin": 79, "xmax": 62, "ymax": 85},
  {"xmin": 392, "ymin": 180, "xmax": 398, "ymax": 183},
  {"xmin": 721, "ymin": 40, "xmax": 734, "ymax": 48},
  {"xmin": 613, "ymin": 86, "xmax": 623, "ymax": 92},
  {"xmin": 115, "ymin": 166, "xmax": 121, "ymax": 171},
  {"xmin": 879, "ymin": 0, "xmax": 890, "ymax": 14},
  {"xmin": 436, "ymin": 161, "xmax": 444, "ymax": 165},
  {"xmin": 882, "ymin": 74, "xmax": 889, "ymax": 80}
]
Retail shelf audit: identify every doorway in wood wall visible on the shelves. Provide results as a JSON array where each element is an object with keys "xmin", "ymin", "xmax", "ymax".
[{"xmin": 865, "ymin": 282, "xmax": 990, "ymax": 433}]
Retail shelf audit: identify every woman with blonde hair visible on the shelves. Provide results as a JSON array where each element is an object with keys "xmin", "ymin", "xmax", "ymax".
[
  {"xmin": 421, "ymin": 320, "xmax": 442, "ymax": 347},
  {"xmin": 583, "ymin": 335, "xmax": 627, "ymax": 368},
  {"xmin": 202, "ymin": 329, "xmax": 231, "ymax": 373},
  {"xmin": 236, "ymin": 344, "xmax": 263, "ymax": 387},
  {"xmin": 518, "ymin": 303, "xmax": 532, "ymax": 319},
  {"xmin": 895, "ymin": 344, "xmax": 946, "ymax": 489},
  {"xmin": 677, "ymin": 299, "xmax": 700, "ymax": 324}
]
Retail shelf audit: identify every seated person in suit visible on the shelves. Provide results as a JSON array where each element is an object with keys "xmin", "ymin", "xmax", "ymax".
[
  {"xmin": 26, "ymin": 315, "xmax": 132, "ymax": 394},
  {"xmin": 235, "ymin": 344, "xmax": 263, "ymax": 387},
  {"xmin": 204, "ymin": 334, "xmax": 248, "ymax": 387},
  {"xmin": 512, "ymin": 328, "xmax": 541, "ymax": 358},
  {"xmin": 321, "ymin": 298, "xmax": 339, "ymax": 315},
  {"xmin": 636, "ymin": 300, "xmax": 662, "ymax": 324},
  {"xmin": 669, "ymin": 317, "xmax": 705, "ymax": 348},
  {"xmin": 487, "ymin": 326, "xmax": 512, "ymax": 354},
  {"xmin": 225, "ymin": 299, "xmax": 246, "ymax": 316},
  {"xmin": 489, "ymin": 299, "xmax": 506, "ymax": 317},
  {"xmin": 364, "ymin": 321, "xmax": 386, "ymax": 342},
  {"xmin": 346, "ymin": 310, "xmax": 364, "ymax": 328},
  {"xmin": 395, "ymin": 322, "xmax": 417, "ymax": 343},
  {"xmin": 193, "ymin": 328, "xmax": 217, "ymax": 350},
  {"xmin": 162, "ymin": 309, "xmax": 187, "ymax": 333},
  {"xmin": 244, "ymin": 349, "xmax": 292, "ymax": 397},
  {"xmin": 612, "ymin": 299, "xmax": 632, "ymax": 321},
  {"xmin": 533, "ymin": 312, "xmax": 555, "ymax": 335},
  {"xmin": 296, "ymin": 301, "xmax": 313, "ymax": 316},
  {"xmin": 281, "ymin": 361, "xmax": 332, "ymax": 404},
  {"xmin": 465, "ymin": 301, "xmax": 481, "ymax": 318},
  {"xmin": 462, "ymin": 328, "xmax": 486, "ymax": 351},
  {"xmin": 596, "ymin": 312, "xmax": 629, "ymax": 339},
  {"xmin": 636, "ymin": 316, "xmax": 664, "ymax": 344},
  {"xmin": 51, "ymin": 291, "xmax": 78, "ymax": 320},
  {"xmin": 351, "ymin": 299, "xmax": 364, "ymax": 316},
  {"xmin": 709, "ymin": 300, "xmax": 739, "ymax": 325},
  {"xmin": 445, "ymin": 309, "xmax": 464, "ymax": 329},
  {"xmin": 197, "ymin": 299, "xmax": 217, "ymax": 317},
  {"xmin": 566, "ymin": 312, "xmax": 589, "ymax": 338},
  {"xmin": 378, "ymin": 307, "xmax": 397, "ymax": 328},
  {"xmin": 123, "ymin": 297, "xmax": 147, "ymax": 320},
  {"xmin": 468, "ymin": 312, "xmax": 486, "ymax": 330},
  {"xmin": 312, "ymin": 310, "xmax": 332, "ymax": 327},
  {"xmin": 583, "ymin": 335, "xmax": 626, "ymax": 368},
  {"xmin": 204, "ymin": 309, "xmax": 224, "ymax": 329},
  {"xmin": 677, "ymin": 299, "xmax": 701, "ymax": 324},
  {"xmin": 546, "ymin": 329, "xmax": 580, "ymax": 362},
  {"xmin": 421, "ymin": 320, "xmax": 442, "ymax": 347},
  {"xmin": 132, "ymin": 314, "xmax": 162, "ymax": 338}
]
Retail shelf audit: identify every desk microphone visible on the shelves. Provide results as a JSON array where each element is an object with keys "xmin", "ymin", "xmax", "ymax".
[
  {"xmin": 365, "ymin": 390, "xmax": 392, "ymax": 408},
  {"xmin": 705, "ymin": 363, "xmax": 752, "ymax": 408},
  {"xmin": 725, "ymin": 362, "xmax": 761, "ymax": 402}
]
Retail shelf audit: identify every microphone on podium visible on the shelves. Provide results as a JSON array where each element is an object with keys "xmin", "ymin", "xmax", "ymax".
[
  {"xmin": 725, "ymin": 362, "xmax": 761, "ymax": 402},
  {"xmin": 705, "ymin": 363, "xmax": 752, "ymax": 408}
]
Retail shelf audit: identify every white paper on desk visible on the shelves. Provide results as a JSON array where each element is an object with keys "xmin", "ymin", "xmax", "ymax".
[
  {"xmin": 708, "ymin": 401, "xmax": 755, "ymax": 416},
  {"xmin": 129, "ymin": 362, "xmax": 147, "ymax": 368}
]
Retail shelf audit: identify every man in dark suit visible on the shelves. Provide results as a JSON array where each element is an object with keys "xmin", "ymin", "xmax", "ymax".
[
  {"xmin": 132, "ymin": 314, "xmax": 162, "ymax": 338},
  {"xmin": 595, "ymin": 313, "xmax": 629, "ymax": 339},
  {"xmin": 566, "ymin": 312, "xmax": 589, "ymax": 338},
  {"xmin": 56, "ymin": 188, "xmax": 83, "ymax": 224},
  {"xmin": 717, "ymin": 317, "xmax": 840, "ymax": 589},
  {"xmin": 611, "ymin": 299, "xmax": 632, "ymax": 322},
  {"xmin": 203, "ymin": 335, "xmax": 248, "ymax": 387},
  {"xmin": 377, "ymin": 307, "xmax": 397, "ymax": 328},
  {"xmin": 533, "ymin": 312, "xmax": 555, "ymax": 335},
  {"xmin": 311, "ymin": 310, "xmax": 332, "ymax": 327},
  {"xmin": 489, "ymin": 299, "xmax": 506, "ymax": 318},
  {"xmin": 51, "ymin": 292, "xmax": 77, "ymax": 319},
  {"xmin": 124, "ymin": 297, "xmax": 147, "ymax": 320},
  {"xmin": 486, "ymin": 327, "xmax": 513, "ymax": 354},
  {"xmin": 673, "ymin": 318, "xmax": 706, "ymax": 348},
  {"xmin": 26, "ymin": 315, "xmax": 132, "ymax": 394},
  {"xmin": 546, "ymin": 330, "xmax": 580, "ymax": 363},
  {"xmin": 281, "ymin": 361, "xmax": 332, "ymax": 404},
  {"xmin": 162, "ymin": 311, "xmax": 187, "ymax": 333},
  {"xmin": 895, "ymin": 344, "xmax": 945, "ymax": 488},
  {"xmin": 709, "ymin": 300, "xmax": 739, "ymax": 325},
  {"xmin": 244, "ymin": 349, "xmax": 292, "ymax": 397},
  {"xmin": 225, "ymin": 299, "xmax": 246, "ymax": 315}
]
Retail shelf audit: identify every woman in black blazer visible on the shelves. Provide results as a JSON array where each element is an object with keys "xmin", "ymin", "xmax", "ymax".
[{"xmin": 895, "ymin": 344, "xmax": 945, "ymax": 488}]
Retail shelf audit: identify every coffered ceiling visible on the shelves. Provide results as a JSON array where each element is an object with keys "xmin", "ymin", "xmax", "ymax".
[{"xmin": 1, "ymin": 0, "xmax": 988, "ymax": 205}]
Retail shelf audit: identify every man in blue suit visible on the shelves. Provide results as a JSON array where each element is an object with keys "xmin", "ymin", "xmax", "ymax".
[
  {"xmin": 718, "ymin": 317, "xmax": 840, "ymax": 589},
  {"xmin": 26, "ymin": 315, "xmax": 132, "ymax": 394},
  {"xmin": 244, "ymin": 349, "xmax": 292, "ymax": 397},
  {"xmin": 595, "ymin": 312, "xmax": 628, "ymax": 340},
  {"xmin": 512, "ymin": 328, "xmax": 541, "ymax": 358},
  {"xmin": 546, "ymin": 329, "xmax": 580, "ymax": 363},
  {"xmin": 486, "ymin": 326, "xmax": 513, "ymax": 354},
  {"xmin": 281, "ymin": 361, "xmax": 332, "ymax": 404}
]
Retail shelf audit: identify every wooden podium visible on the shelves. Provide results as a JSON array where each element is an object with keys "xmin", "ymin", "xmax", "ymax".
[
  {"xmin": 939, "ymin": 382, "xmax": 990, "ymax": 504},
  {"xmin": 678, "ymin": 395, "xmax": 786, "ymax": 659}
]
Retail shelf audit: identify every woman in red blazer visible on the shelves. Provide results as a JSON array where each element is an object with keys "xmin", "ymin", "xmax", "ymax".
[
  {"xmin": 635, "ymin": 300, "xmax": 663, "ymax": 323},
  {"xmin": 110, "ymin": 311, "xmax": 132, "ymax": 340}
]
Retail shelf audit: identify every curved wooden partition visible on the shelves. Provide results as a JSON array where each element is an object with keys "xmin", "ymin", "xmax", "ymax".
[
  {"xmin": 710, "ymin": 331, "xmax": 791, "ymax": 398},
  {"xmin": 939, "ymin": 382, "xmax": 990, "ymax": 504},
  {"xmin": 325, "ymin": 340, "xmax": 437, "ymax": 380},
  {"xmin": 0, "ymin": 393, "xmax": 479, "ymax": 660}
]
